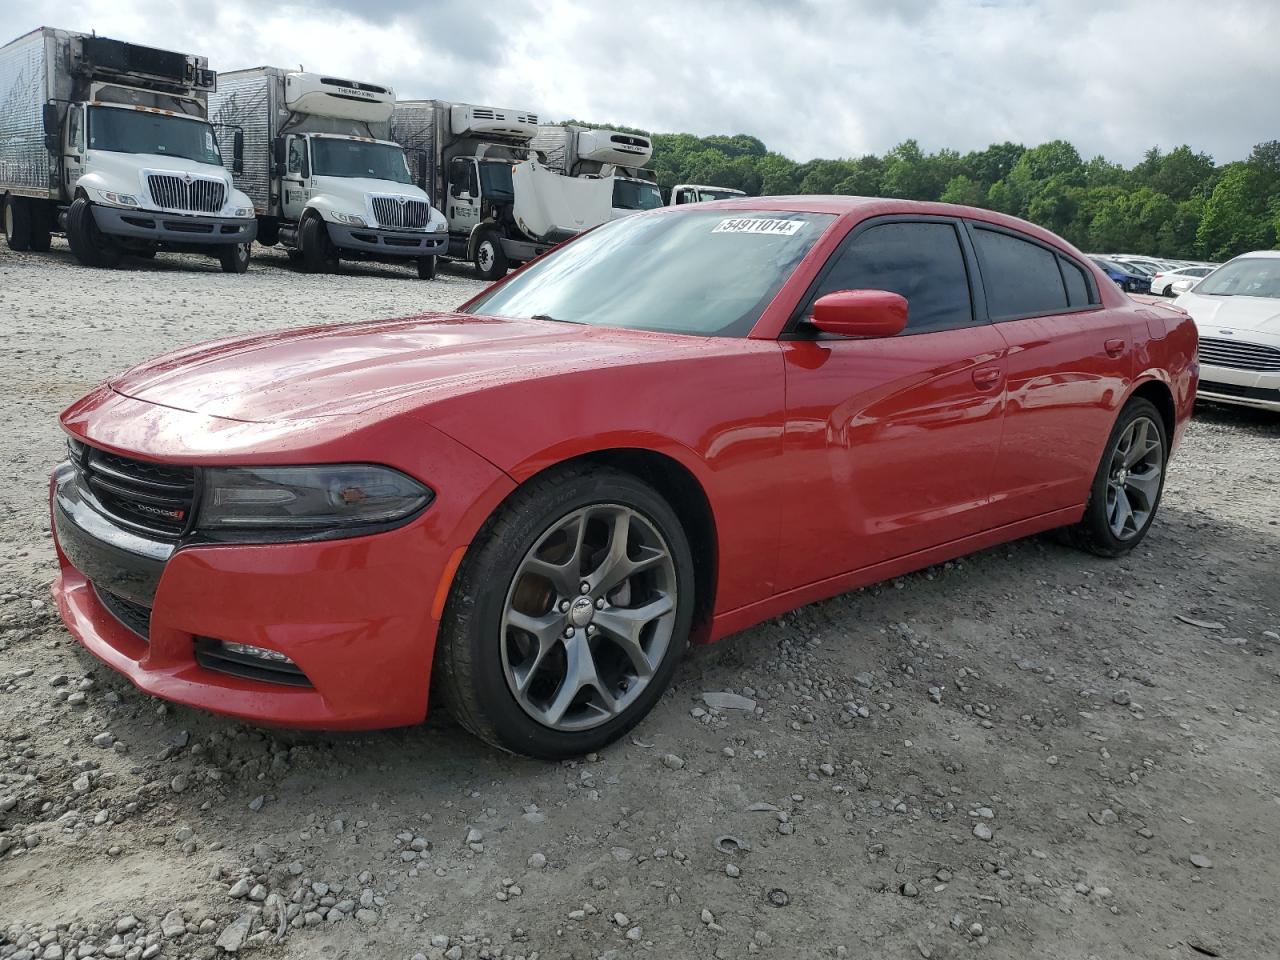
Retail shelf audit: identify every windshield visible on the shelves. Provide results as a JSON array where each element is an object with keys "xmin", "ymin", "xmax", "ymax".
[
  {"xmin": 464, "ymin": 210, "xmax": 835, "ymax": 337},
  {"xmin": 310, "ymin": 138, "xmax": 411, "ymax": 183},
  {"xmin": 479, "ymin": 161, "xmax": 514, "ymax": 203},
  {"xmin": 1193, "ymin": 258, "xmax": 1280, "ymax": 299},
  {"xmin": 88, "ymin": 107, "xmax": 220, "ymax": 164},
  {"xmin": 699, "ymin": 188, "xmax": 745, "ymax": 201},
  {"xmin": 613, "ymin": 179, "xmax": 663, "ymax": 211}
]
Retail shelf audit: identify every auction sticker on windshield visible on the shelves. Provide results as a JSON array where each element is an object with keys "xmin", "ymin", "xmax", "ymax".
[{"xmin": 712, "ymin": 218, "xmax": 806, "ymax": 236}]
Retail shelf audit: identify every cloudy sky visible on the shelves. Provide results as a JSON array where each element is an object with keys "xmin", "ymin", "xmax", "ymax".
[{"xmin": 5, "ymin": 0, "xmax": 1277, "ymax": 165}]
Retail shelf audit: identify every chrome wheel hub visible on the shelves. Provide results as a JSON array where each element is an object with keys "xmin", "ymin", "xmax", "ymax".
[
  {"xmin": 500, "ymin": 503, "xmax": 678, "ymax": 732},
  {"xmin": 1104, "ymin": 415, "xmax": 1163, "ymax": 541}
]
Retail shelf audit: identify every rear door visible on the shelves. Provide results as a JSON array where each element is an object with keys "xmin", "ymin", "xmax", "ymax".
[
  {"xmin": 966, "ymin": 223, "xmax": 1135, "ymax": 525},
  {"xmin": 776, "ymin": 217, "xmax": 1008, "ymax": 590}
]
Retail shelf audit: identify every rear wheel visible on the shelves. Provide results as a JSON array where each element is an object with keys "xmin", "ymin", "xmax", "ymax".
[
  {"xmin": 473, "ymin": 232, "xmax": 508, "ymax": 281},
  {"xmin": 1063, "ymin": 398, "xmax": 1167, "ymax": 557},
  {"xmin": 417, "ymin": 254, "xmax": 437, "ymax": 280},
  {"xmin": 219, "ymin": 242, "xmax": 251, "ymax": 274},
  {"xmin": 299, "ymin": 214, "xmax": 338, "ymax": 273},
  {"xmin": 4, "ymin": 196, "xmax": 32, "ymax": 252},
  {"xmin": 437, "ymin": 466, "xmax": 695, "ymax": 759},
  {"xmin": 28, "ymin": 201, "xmax": 52, "ymax": 252},
  {"xmin": 66, "ymin": 197, "xmax": 121, "ymax": 268}
]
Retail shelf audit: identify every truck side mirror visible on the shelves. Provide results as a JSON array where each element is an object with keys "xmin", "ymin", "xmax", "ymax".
[
  {"xmin": 232, "ymin": 129, "xmax": 244, "ymax": 175},
  {"xmin": 272, "ymin": 137, "xmax": 286, "ymax": 176},
  {"xmin": 42, "ymin": 103, "xmax": 59, "ymax": 153}
]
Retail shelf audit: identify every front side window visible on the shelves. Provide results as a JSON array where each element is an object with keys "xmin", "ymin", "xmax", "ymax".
[
  {"xmin": 972, "ymin": 227, "xmax": 1068, "ymax": 320},
  {"xmin": 1194, "ymin": 258, "xmax": 1280, "ymax": 299},
  {"xmin": 811, "ymin": 221, "xmax": 974, "ymax": 333},
  {"xmin": 88, "ymin": 107, "xmax": 221, "ymax": 165},
  {"xmin": 287, "ymin": 138, "xmax": 307, "ymax": 176},
  {"xmin": 465, "ymin": 210, "xmax": 835, "ymax": 338},
  {"xmin": 68, "ymin": 106, "xmax": 83, "ymax": 151},
  {"xmin": 613, "ymin": 179, "xmax": 663, "ymax": 211},
  {"xmin": 310, "ymin": 139, "xmax": 411, "ymax": 184}
]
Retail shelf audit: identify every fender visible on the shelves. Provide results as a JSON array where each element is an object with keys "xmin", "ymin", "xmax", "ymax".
[{"xmin": 466, "ymin": 221, "xmax": 502, "ymax": 260}]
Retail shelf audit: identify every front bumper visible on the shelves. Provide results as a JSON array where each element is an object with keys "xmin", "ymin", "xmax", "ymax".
[
  {"xmin": 49, "ymin": 463, "xmax": 446, "ymax": 730},
  {"xmin": 92, "ymin": 205, "xmax": 257, "ymax": 246},
  {"xmin": 325, "ymin": 222, "xmax": 448, "ymax": 257},
  {"xmin": 1197, "ymin": 362, "xmax": 1280, "ymax": 412}
]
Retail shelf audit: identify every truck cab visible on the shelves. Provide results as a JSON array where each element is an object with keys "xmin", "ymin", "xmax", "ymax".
[
  {"xmin": 610, "ymin": 175, "xmax": 663, "ymax": 220},
  {"xmin": 669, "ymin": 184, "xmax": 748, "ymax": 205}
]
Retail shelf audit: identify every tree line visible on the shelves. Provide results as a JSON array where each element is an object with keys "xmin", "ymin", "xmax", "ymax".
[{"xmin": 570, "ymin": 120, "xmax": 1280, "ymax": 261}]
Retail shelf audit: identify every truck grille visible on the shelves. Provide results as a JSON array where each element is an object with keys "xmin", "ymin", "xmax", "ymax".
[
  {"xmin": 1197, "ymin": 337, "xmax": 1280, "ymax": 372},
  {"xmin": 370, "ymin": 196, "xmax": 432, "ymax": 229},
  {"xmin": 147, "ymin": 174, "xmax": 227, "ymax": 214},
  {"xmin": 70, "ymin": 441, "xmax": 196, "ymax": 538}
]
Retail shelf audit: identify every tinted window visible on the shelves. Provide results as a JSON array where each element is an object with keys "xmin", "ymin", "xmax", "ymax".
[
  {"xmin": 1059, "ymin": 256, "xmax": 1091, "ymax": 307},
  {"xmin": 814, "ymin": 221, "xmax": 974, "ymax": 332},
  {"xmin": 973, "ymin": 228, "xmax": 1069, "ymax": 319}
]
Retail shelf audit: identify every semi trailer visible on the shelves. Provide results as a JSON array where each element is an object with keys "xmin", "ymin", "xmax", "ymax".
[
  {"xmin": 529, "ymin": 125, "xmax": 662, "ymax": 219},
  {"xmin": 210, "ymin": 69, "xmax": 447, "ymax": 279},
  {"xmin": 669, "ymin": 184, "xmax": 747, "ymax": 205},
  {"xmin": 0, "ymin": 27, "xmax": 256, "ymax": 271},
  {"xmin": 391, "ymin": 102, "xmax": 618, "ymax": 280}
]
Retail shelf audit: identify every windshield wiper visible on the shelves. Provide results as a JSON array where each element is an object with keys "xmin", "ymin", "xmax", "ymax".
[{"xmin": 530, "ymin": 314, "xmax": 584, "ymax": 325}]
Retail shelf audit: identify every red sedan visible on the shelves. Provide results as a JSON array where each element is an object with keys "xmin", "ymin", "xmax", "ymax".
[{"xmin": 50, "ymin": 197, "xmax": 1198, "ymax": 758}]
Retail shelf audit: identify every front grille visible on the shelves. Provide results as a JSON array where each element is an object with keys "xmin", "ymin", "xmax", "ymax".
[
  {"xmin": 94, "ymin": 585, "xmax": 152, "ymax": 641},
  {"xmin": 1198, "ymin": 337, "xmax": 1280, "ymax": 372},
  {"xmin": 1199, "ymin": 380, "xmax": 1280, "ymax": 402},
  {"xmin": 370, "ymin": 196, "xmax": 432, "ymax": 229},
  {"xmin": 194, "ymin": 638, "xmax": 313, "ymax": 687},
  {"xmin": 147, "ymin": 174, "xmax": 226, "ymax": 213},
  {"xmin": 71, "ymin": 443, "xmax": 195, "ymax": 538}
]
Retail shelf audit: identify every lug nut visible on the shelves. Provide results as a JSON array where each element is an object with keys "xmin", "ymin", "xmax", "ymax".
[
  {"xmin": 595, "ymin": 598, "xmax": 606, "ymax": 610},
  {"xmin": 558, "ymin": 600, "xmax": 571, "ymax": 613},
  {"xmin": 586, "ymin": 625, "xmax": 596, "ymax": 635},
  {"xmin": 563, "ymin": 626, "xmax": 576, "ymax": 639},
  {"xmin": 579, "ymin": 581, "xmax": 591, "ymax": 594}
]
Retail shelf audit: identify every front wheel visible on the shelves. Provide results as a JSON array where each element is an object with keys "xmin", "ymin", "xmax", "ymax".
[
  {"xmin": 473, "ymin": 232, "xmax": 508, "ymax": 281},
  {"xmin": 299, "ymin": 215, "xmax": 337, "ymax": 273},
  {"xmin": 1064, "ymin": 397, "xmax": 1167, "ymax": 557},
  {"xmin": 417, "ymin": 254, "xmax": 437, "ymax": 280},
  {"xmin": 436, "ymin": 466, "xmax": 695, "ymax": 759},
  {"xmin": 66, "ymin": 197, "xmax": 121, "ymax": 268},
  {"xmin": 219, "ymin": 242, "xmax": 251, "ymax": 274}
]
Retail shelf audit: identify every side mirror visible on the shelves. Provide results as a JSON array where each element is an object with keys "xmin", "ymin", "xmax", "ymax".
[
  {"xmin": 810, "ymin": 289, "xmax": 908, "ymax": 338},
  {"xmin": 42, "ymin": 103, "xmax": 59, "ymax": 153},
  {"xmin": 273, "ymin": 136, "xmax": 285, "ymax": 165},
  {"xmin": 232, "ymin": 129, "xmax": 244, "ymax": 175}
]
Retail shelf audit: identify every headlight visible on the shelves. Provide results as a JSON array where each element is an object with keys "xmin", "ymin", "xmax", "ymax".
[
  {"xmin": 331, "ymin": 212, "xmax": 368, "ymax": 227},
  {"xmin": 97, "ymin": 190, "xmax": 140, "ymax": 207},
  {"xmin": 233, "ymin": 207, "xmax": 253, "ymax": 218},
  {"xmin": 197, "ymin": 465, "xmax": 432, "ymax": 531},
  {"xmin": 433, "ymin": 219, "xmax": 448, "ymax": 232}
]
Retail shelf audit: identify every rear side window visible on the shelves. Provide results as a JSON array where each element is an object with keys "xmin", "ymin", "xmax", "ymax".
[
  {"xmin": 1059, "ymin": 256, "xmax": 1092, "ymax": 307},
  {"xmin": 814, "ymin": 221, "xmax": 974, "ymax": 333},
  {"xmin": 972, "ymin": 227, "xmax": 1069, "ymax": 320}
]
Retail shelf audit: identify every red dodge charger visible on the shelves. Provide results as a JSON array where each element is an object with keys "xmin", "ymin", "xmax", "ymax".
[{"xmin": 50, "ymin": 197, "xmax": 1198, "ymax": 758}]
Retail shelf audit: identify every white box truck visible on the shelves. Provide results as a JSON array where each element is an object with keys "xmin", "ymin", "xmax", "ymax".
[
  {"xmin": 210, "ymin": 69, "xmax": 447, "ymax": 279},
  {"xmin": 391, "ymin": 102, "xmax": 617, "ymax": 279},
  {"xmin": 669, "ymin": 184, "xmax": 747, "ymax": 205},
  {"xmin": 0, "ymin": 27, "xmax": 257, "ymax": 271},
  {"xmin": 529, "ymin": 125, "xmax": 662, "ymax": 219}
]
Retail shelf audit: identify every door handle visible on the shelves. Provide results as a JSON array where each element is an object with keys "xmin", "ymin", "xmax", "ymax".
[
  {"xmin": 972, "ymin": 367, "xmax": 1002, "ymax": 389},
  {"xmin": 1105, "ymin": 338, "xmax": 1126, "ymax": 357}
]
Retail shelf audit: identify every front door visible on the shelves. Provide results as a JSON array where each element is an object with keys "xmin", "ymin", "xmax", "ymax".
[
  {"xmin": 63, "ymin": 104, "xmax": 86, "ymax": 193},
  {"xmin": 447, "ymin": 157, "xmax": 480, "ymax": 234},
  {"xmin": 281, "ymin": 135, "xmax": 310, "ymax": 222},
  {"xmin": 777, "ymin": 218, "xmax": 1007, "ymax": 589}
]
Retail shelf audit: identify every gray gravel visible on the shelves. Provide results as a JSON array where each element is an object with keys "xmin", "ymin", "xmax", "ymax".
[{"xmin": 2, "ymin": 240, "xmax": 1279, "ymax": 959}]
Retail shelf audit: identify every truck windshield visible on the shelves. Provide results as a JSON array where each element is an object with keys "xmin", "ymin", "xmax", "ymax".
[
  {"xmin": 699, "ymin": 188, "xmax": 745, "ymax": 201},
  {"xmin": 479, "ymin": 161, "xmax": 514, "ymax": 203},
  {"xmin": 88, "ymin": 107, "xmax": 221, "ymax": 165},
  {"xmin": 311, "ymin": 139, "xmax": 412, "ymax": 183},
  {"xmin": 613, "ymin": 180, "xmax": 663, "ymax": 211},
  {"xmin": 464, "ymin": 210, "xmax": 835, "ymax": 338}
]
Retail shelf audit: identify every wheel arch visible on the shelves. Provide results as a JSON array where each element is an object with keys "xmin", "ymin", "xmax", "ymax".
[{"xmin": 1126, "ymin": 376, "xmax": 1176, "ymax": 446}]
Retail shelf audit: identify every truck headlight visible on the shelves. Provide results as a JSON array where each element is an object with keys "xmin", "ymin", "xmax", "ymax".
[
  {"xmin": 197, "ymin": 465, "xmax": 432, "ymax": 532},
  {"xmin": 97, "ymin": 190, "xmax": 140, "ymax": 207},
  {"xmin": 331, "ymin": 212, "xmax": 368, "ymax": 227},
  {"xmin": 233, "ymin": 207, "xmax": 253, "ymax": 218},
  {"xmin": 433, "ymin": 219, "xmax": 448, "ymax": 232}
]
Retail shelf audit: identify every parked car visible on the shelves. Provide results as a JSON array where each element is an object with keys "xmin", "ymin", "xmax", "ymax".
[
  {"xmin": 1092, "ymin": 257, "xmax": 1152, "ymax": 293},
  {"xmin": 1112, "ymin": 256, "xmax": 1179, "ymax": 274},
  {"xmin": 1150, "ymin": 265, "xmax": 1214, "ymax": 296},
  {"xmin": 1173, "ymin": 250, "xmax": 1280, "ymax": 412},
  {"xmin": 49, "ymin": 198, "xmax": 1197, "ymax": 758}
]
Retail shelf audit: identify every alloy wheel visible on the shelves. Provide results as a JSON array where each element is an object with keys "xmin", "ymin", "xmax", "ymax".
[
  {"xmin": 500, "ymin": 504, "xmax": 678, "ymax": 732},
  {"xmin": 1105, "ymin": 415, "xmax": 1163, "ymax": 540}
]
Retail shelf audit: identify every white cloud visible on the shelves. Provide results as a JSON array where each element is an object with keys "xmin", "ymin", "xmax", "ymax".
[{"xmin": 4, "ymin": 0, "xmax": 1276, "ymax": 164}]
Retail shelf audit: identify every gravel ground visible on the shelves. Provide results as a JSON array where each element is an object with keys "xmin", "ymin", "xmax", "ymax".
[{"xmin": 2, "ymin": 240, "xmax": 1278, "ymax": 960}]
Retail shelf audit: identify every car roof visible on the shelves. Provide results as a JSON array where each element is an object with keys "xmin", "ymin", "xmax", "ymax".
[{"xmin": 1234, "ymin": 250, "xmax": 1280, "ymax": 260}]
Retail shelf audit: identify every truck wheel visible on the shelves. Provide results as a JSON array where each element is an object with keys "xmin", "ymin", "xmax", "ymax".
[
  {"xmin": 474, "ymin": 233, "xmax": 508, "ymax": 281},
  {"xmin": 66, "ymin": 197, "xmax": 121, "ymax": 268},
  {"xmin": 28, "ymin": 202, "xmax": 52, "ymax": 252},
  {"xmin": 256, "ymin": 217, "xmax": 280, "ymax": 247},
  {"xmin": 300, "ymin": 215, "xmax": 337, "ymax": 274},
  {"xmin": 219, "ymin": 243, "xmax": 251, "ymax": 274},
  {"xmin": 417, "ymin": 255, "xmax": 438, "ymax": 280},
  {"xmin": 4, "ymin": 196, "xmax": 32, "ymax": 252}
]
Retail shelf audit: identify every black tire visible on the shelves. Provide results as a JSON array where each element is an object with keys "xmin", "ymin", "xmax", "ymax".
[
  {"xmin": 416, "ymin": 255, "xmax": 438, "ymax": 280},
  {"xmin": 4, "ymin": 196, "xmax": 32, "ymax": 252},
  {"xmin": 299, "ymin": 214, "xmax": 337, "ymax": 273},
  {"xmin": 66, "ymin": 197, "xmax": 121, "ymax": 268},
  {"xmin": 436, "ymin": 465, "xmax": 696, "ymax": 759},
  {"xmin": 28, "ymin": 201, "xmax": 52, "ymax": 252},
  {"xmin": 219, "ymin": 242, "xmax": 251, "ymax": 274},
  {"xmin": 255, "ymin": 217, "xmax": 280, "ymax": 247},
  {"xmin": 473, "ymin": 231, "xmax": 508, "ymax": 281},
  {"xmin": 134, "ymin": 245, "xmax": 158, "ymax": 260},
  {"xmin": 1063, "ymin": 397, "xmax": 1168, "ymax": 557}
]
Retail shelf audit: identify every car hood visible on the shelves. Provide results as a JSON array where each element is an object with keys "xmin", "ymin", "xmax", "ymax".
[
  {"xmin": 1175, "ymin": 293, "xmax": 1280, "ymax": 334},
  {"xmin": 108, "ymin": 314, "xmax": 703, "ymax": 423}
]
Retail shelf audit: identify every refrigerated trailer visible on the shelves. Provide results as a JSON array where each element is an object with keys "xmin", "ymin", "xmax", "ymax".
[
  {"xmin": 0, "ymin": 27, "xmax": 257, "ymax": 272},
  {"xmin": 529, "ymin": 125, "xmax": 662, "ymax": 219},
  {"xmin": 391, "ymin": 101, "xmax": 616, "ymax": 279},
  {"xmin": 209, "ymin": 68, "xmax": 447, "ymax": 279}
]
